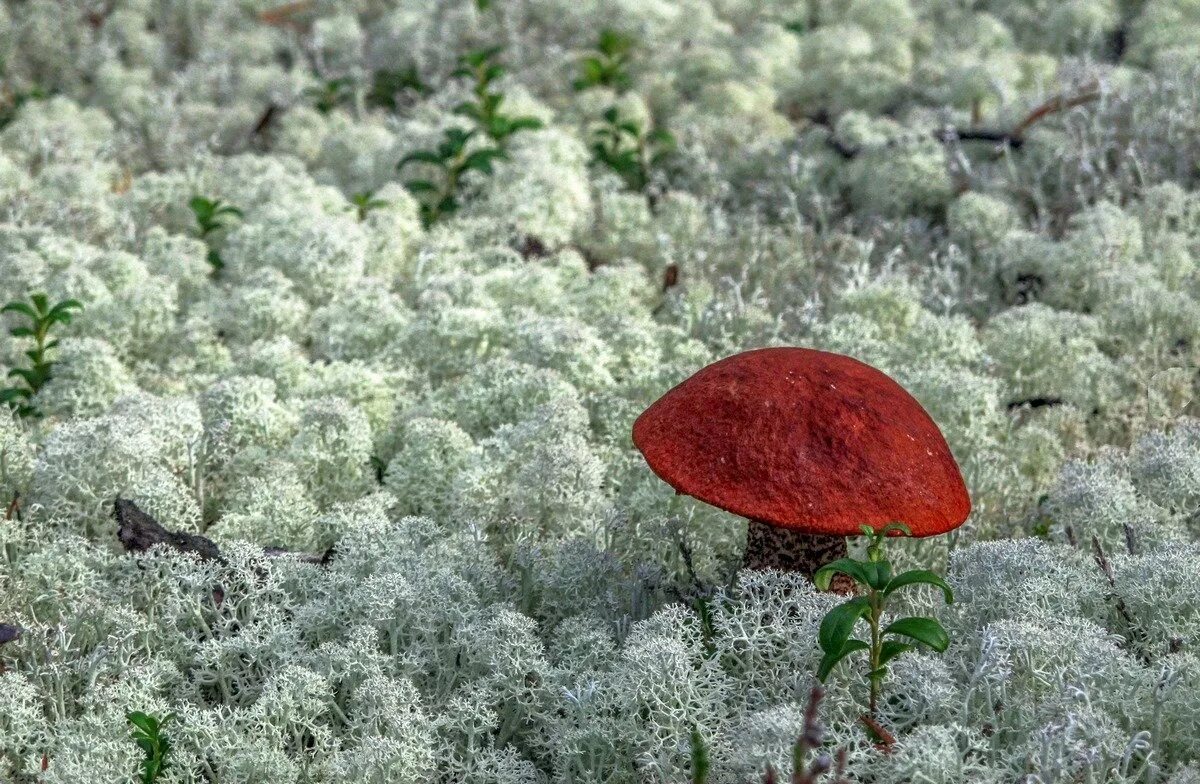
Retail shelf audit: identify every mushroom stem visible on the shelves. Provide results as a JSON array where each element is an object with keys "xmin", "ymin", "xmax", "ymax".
[{"xmin": 742, "ymin": 519, "xmax": 853, "ymax": 592}]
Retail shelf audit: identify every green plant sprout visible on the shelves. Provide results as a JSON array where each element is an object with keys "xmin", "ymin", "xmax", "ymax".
[
  {"xmin": 188, "ymin": 196, "xmax": 243, "ymax": 272},
  {"xmin": 305, "ymin": 76, "xmax": 355, "ymax": 114},
  {"xmin": 0, "ymin": 294, "xmax": 82, "ymax": 418},
  {"xmin": 813, "ymin": 522, "xmax": 954, "ymax": 721},
  {"xmin": 573, "ymin": 29, "xmax": 635, "ymax": 92},
  {"xmin": 0, "ymin": 83, "xmax": 50, "ymax": 130},
  {"xmin": 590, "ymin": 105, "xmax": 675, "ymax": 192},
  {"xmin": 350, "ymin": 190, "xmax": 389, "ymax": 221},
  {"xmin": 452, "ymin": 46, "xmax": 543, "ymax": 145},
  {"xmin": 367, "ymin": 67, "xmax": 428, "ymax": 111},
  {"xmin": 397, "ymin": 127, "xmax": 505, "ymax": 228},
  {"xmin": 126, "ymin": 711, "xmax": 176, "ymax": 784}
]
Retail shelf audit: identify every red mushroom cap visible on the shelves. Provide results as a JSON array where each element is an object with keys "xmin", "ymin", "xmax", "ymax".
[{"xmin": 632, "ymin": 347, "xmax": 970, "ymax": 537}]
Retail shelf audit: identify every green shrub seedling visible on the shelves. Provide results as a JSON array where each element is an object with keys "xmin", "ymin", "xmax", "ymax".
[
  {"xmin": 813, "ymin": 523, "xmax": 954, "ymax": 728},
  {"xmin": 452, "ymin": 46, "xmax": 543, "ymax": 146},
  {"xmin": 1, "ymin": 294, "xmax": 82, "ymax": 418},
  {"xmin": 368, "ymin": 66, "xmax": 428, "ymax": 111},
  {"xmin": 189, "ymin": 196, "xmax": 243, "ymax": 272},
  {"xmin": 127, "ymin": 711, "xmax": 176, "ymax": 784},
  {"xmin": 574, "ymin": 29, "xmax": 636, "ymax": 92},
  {"xmin": 397, "ymin": 127, "xmax": 505, "ymax": 228},
  {"xmin": 590, "ymin": 105, "xmax": 674, "ymax": 193},
  {"xmin": 350, "ymin": 190, "xmax": 389, "ymax": 221},
  {"xmin": 0, "ymin": 83, "xmax": 50, "ymax": 130},
  {"xmin": 305, "ymin": 76, "xmax": 355, "ymax": 115}
]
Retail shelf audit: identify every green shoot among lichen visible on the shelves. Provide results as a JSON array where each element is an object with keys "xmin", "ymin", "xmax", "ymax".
[
  {"xmin": 1, "ymin": 294, "xmax": 83, "ymax": 418},
  {"xmin": 813, "ymin": 522, "xmax": 954, "ymax": 723},
  {"xmin": 127, "ymin": 711, "xmax": 176, "ymax": 784},
  {"xmin": 188, "ymin": 196, "xmax": 243, "ymax": 272}
]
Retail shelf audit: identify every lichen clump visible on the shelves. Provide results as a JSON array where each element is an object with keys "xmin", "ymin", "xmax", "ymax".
[{"xmin": 1, "ymin": 1, "xmax": 1200, "ymax": 783}]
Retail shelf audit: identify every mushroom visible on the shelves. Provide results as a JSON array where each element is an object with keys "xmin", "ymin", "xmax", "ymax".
[{"xmin": 632, "ymin": 347, "xmax": 970, "ymax": 589}]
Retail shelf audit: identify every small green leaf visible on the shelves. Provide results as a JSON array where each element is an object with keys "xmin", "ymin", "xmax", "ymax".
[
  {"xmin": 7, "ymin": 367, "xmax": 37, "ymax": 384},
  {"xmin": 816, "ymin": 638, "xmax": 869, "ymax": 681},
  {"xmin": 507, "ymin": 116, "xmax": 544, "ymax": 133},
  {"xmin": 883, "ymin": 617, "xmax": 950, "ymax": 652},
  {"xmin": 878, "ymin": 639, "xmax": 914, "ymax": 667},
  {"xmin": 879, "ymin": 521, "xmax": 914, "ymax": 537},
  {"xmin": 397, "ymin": 150, "xmax": 446, "ymax": 170},
  {"xmin": 126, "ymin": 711, "xmax": 158, "ymax": 735},
  {"xmin": 884, "ymin": 569, "xmax": 954, "ymax": 604},
  {"xmin": 462, "ymin": 148, "xmax": 506, "ymax": 175},
  {"xmin": 862, "ymin": 559, "xmax": 892, "ymax": 590},
  {"xmin": 2, "ymin": 301, "xmax": 37, "ymax": 319},
  {"xmin": 813, "ymin": 558, "xmax": 872, "ymax": 590},
  {"xmin": 0, "ymin": 387, "xmax": 32, "ymax": 403},
  {"xmin": 817, "ymin": 596, "xmax": 870, "ymax": 653}
]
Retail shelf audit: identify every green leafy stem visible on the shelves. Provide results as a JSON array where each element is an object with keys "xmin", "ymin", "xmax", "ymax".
[
  {"xmin": 1, "ymin": 294, "xmax": 83, "ymax": 418},
  {"xmin": 398, "ymin": 127, "xmax": 505, "ymax": 229},
  {"xmin": 590, "ymin": 105, "xmax": 674, "ymax": 193},
  {"xmin": 189, "ymin": 196, "xmax": 243, "ymax": 273},
  {"xmin": 813, "ymin": 522, "xmax": 954, "ymax": 722},
  {"xmin": 127, "ymin": 710, "xmax": 176, "ymax": 784},
  {"xmin": 573, "ymin": 29, "xmax": 636, "ymax": 92}
]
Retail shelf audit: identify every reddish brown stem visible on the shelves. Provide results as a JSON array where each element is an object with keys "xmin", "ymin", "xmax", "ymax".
[
  {"xmin": 859, "ymin": 713, "xmax": 896, "ymax": 754},
  {"xmin": 258, "ymin": 0, "xmax": 314, "ymax": 28}
]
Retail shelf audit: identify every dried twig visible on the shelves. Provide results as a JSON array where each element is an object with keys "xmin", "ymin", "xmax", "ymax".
[
  {"xmin": 1013, "ymin": 81, "xmax": 1102, "ymax": 136},
  {"xmin": 1122, "ymin": 523, "xmax": 1138, "ymax": 556},
  {"xmin": 811, "ymin": 82, "xmax": 1103, "ymax": 160},
  {"xmin": 859, "ymin": 713, "xmax": 896, "ymax": 754},
  {"xmin": 1091, "ymin": 535, "xmax": 1151, "ymax": 663},
  {"xmin": 4, "ymin": 492, "xmax": 19, "ymax": 521},
  {"xmin": 249, "ymin": 104, "xmax": 279, "ymax": 144},
  {"xmin": 257, "ymin": 0, "xmax": 315, "ymax": 29},
  {"xmin": 759, "ymin": 686, "xmax": 854, "ymax": 783}
]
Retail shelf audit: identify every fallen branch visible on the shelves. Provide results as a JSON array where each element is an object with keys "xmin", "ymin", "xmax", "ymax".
[
  {"xmin": 810, "ymin": 81, "xmax": 1103, "ymax": 160},
  {"xmin": 939, "ymin": 81, "xmax": 1103, "ymax": 148},
  {"xmin": 1005, "ymin": 396, "xmax": 1065, "ymax": 411},
  {"xmin": 113, "ymin": 497, "xmax": 333, "ymax": 565},
  {"xmin": 115, "ymin": 497, "xmax": 223, "ymax": 562},
  {"xmin": 249, "ymin": 104, "xmax": 279, "ymax": 143}
]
